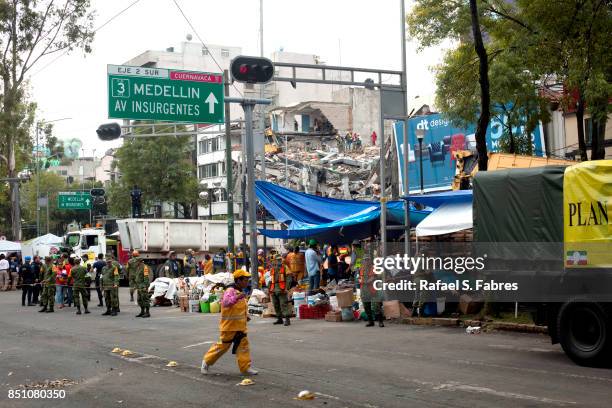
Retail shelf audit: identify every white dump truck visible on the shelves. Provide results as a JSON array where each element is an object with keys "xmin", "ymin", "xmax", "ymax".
[{"xmin": 116, "ymin": 218, "xmax": 283, "ymax": 276}]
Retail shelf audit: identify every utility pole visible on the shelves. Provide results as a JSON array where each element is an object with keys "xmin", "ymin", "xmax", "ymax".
[
  {"xmin": 223, "ymin": 70, "xmax": 235, "ymax": 256},
  {"xmin": 400, "ymin": 0, "xmax": 410, "ymax": 258},
  {"xmin": 259, "ymin": 0, "xmax": 268, "ymax": 255}
]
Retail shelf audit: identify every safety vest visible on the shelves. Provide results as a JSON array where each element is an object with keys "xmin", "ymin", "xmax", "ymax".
[
  {"xmin": 220, "ymin": 290, "xmax": 248, "ymax": 332},
  {"xmin": 353, "ymin": 247, "xmax": 364, "ymax": 269},
  {"xmin": 268, "ymin": 266, "xmax": 287, "ymax": 292}
]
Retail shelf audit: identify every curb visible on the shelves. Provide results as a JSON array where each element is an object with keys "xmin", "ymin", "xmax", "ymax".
[{"xmin": 396, "ymin": 317, "xmax": 548, "ymax": 334}]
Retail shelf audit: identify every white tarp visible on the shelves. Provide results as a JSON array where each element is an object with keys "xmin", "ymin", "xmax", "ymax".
[
  {"xmin": 31, "ymin": 233, "xmax": 63, "ymax": 245},
  {"xmin": 149, "ymin": 277, "xmax": 178, "ymax": 300},
  {"xmin": 415, "ymin": 201, "xmax": 473, "ymax": 237},
  {"xmin": 0, "ymin": 240, "xmax": 21, "ymax": 253}
]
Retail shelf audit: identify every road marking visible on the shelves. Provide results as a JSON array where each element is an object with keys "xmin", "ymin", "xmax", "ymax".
[
  {"xmin": 403, "ymin": 378, "xmax": 575, "ymax": 406},
  {"xmin": 182, "ymin": 341, "xmax": 214, "ymax": 349}
]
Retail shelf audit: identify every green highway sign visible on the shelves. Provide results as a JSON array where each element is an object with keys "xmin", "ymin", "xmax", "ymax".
[
  {"xmin": 107, "ymin": 65, "xmax": 224, "ymax": 124},
  {"xmin": 58, "ymin": 191, "xmax": 92, "ymax": 210}
]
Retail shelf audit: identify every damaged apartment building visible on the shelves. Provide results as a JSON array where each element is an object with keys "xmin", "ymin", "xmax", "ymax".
[{"xmin": 262, "ymin": 86, "xmax": 395, "ymax": 199}]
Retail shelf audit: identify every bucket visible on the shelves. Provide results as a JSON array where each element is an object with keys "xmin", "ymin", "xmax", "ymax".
[
  {"xmin": 200, "ymin": 301, "xmax": 210, "ymax": 313},
  {"xmin": 209, "ymin": 301, "xmax": 220, "ymax": 313},
  {"xmin": 341, "ymin": 307, "xmax": 354, "ymax": 321},
  {"xmin": 189, "ymin": 300, "xmax": 200, "ymax": 313}
]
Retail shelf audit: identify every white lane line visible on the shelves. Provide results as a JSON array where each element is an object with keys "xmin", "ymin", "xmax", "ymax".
[
  {"xmin": 182, "ymin": 341, "xmax": 214, "ymax": 349},
  {"xmin": 433, "ymin": 382, "xmax": 575, "ymax": 406},
  {"xmin": 402, "ymin": 378, "xmax": 575, "ymax": 406}
]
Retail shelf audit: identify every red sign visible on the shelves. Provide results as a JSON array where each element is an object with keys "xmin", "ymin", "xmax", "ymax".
[{"xmin": 170, "ymin": 71, "xmax": 223, "ymax": 83}]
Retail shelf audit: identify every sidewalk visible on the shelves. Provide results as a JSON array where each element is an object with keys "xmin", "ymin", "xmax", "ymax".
[{"xmin": 396, "ymin": 316, "xmax": 548, "ymax": 334}]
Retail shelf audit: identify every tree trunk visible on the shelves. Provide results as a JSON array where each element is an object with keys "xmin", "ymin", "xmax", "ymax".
[
  {"xmin": 469, "ymin": 0, "xmax": 490, "ymax": 171},
  {"xmin": 575, "ymin": 92, "xmax": 588, "ymax": 161},
  {"xmin": 508, "ymin": 125, "xmax": 515, "ymax": 154},
  {"xmin": 591, "ymin": 117, "xmax": 606, "ymax": 160}
]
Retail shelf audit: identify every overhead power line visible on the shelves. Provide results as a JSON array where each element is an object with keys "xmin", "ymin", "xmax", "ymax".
[
  {"xmin": 170, "ymin": 0, "xmax": 243, "ymax": 97},
  {"xmin": 31, "ymin": 0, "xmax": 145, "ymax": 77}
]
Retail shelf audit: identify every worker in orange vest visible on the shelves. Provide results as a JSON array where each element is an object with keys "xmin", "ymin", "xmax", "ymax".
[
  {"xmin": 269, "ymin": 253, "xmax": 292, "ymax": 326},
  {"xmin": 201, "ymin": 269, "xmax": 258, "ymax": 376}
]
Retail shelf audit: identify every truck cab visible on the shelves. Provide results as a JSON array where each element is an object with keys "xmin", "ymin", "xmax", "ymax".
[{"xmin": 64, "ymin": 227, "xmax": 106, "ymax": 261}]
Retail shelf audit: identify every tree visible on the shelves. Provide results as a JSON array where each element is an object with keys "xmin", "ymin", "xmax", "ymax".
[
  {"xmin": 20, "ymin": 171, "xmax": 92, "ymax": 238},
  {"xmin": 408, "ymin": 0, "xmax": 497, "ymax": 170},
  {"xmin": 109, "ymin": 122, "xmax": 198, "ymax": 218},
  {"xmin": 0, "ymin": 0, "xmax": 94, "ymax": 240}
]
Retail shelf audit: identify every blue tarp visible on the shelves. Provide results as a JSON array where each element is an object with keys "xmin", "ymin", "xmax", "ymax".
[
  {"xmin": 404, "ymin": 190, "xmax": 473, "ymax": 208},
  {"xmin": 255, "ymin": 181, "xmax": 432, "ymax": 242}
]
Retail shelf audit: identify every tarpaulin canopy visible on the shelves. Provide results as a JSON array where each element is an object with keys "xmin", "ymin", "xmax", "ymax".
[
  {"xmin": 405, "ymin": 190, "xmax": 473, "ymax": 208},
  {"xmin": 24, "ymin": 233, "xmax": 63, "ymax": 246},
  {"xmin": 256, "ymin": 181, "xmax": 431, "ymax": 242},
  {"xmin": 0, "ymin": 240, "xmax": 21, "ymax": 252},
  {"xmin": 416, "ymin": 202, "xmax": 473, "ymax": 237}
]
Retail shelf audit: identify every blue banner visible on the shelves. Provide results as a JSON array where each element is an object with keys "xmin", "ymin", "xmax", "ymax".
[{"xmin": 394, "ymin": 113, "xmax": 545, "ymax": 194}]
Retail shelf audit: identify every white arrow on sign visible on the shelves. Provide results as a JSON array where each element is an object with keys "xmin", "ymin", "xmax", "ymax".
[
  {"xmin": 205, "ymin": 92, "xmax": 218, "ymax": 114},
  {"xmin": 85, "ymin": 198, "xmax": 91, "ymax": 206}
]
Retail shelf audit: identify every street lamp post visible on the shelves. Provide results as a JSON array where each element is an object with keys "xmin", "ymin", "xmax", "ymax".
[{"xmin": 416, "ymin": 128, "xmax": 425, "ymax": 194}]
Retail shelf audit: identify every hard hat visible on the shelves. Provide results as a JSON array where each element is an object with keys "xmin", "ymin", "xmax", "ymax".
[
  {"xmin": 352, "ymin": 239, "xmax": 360, "ymax": 245},
  {"xmin": 132, "ymin": 250, "xmax": 140, "ymax": 256},
  {"xmin": 73, "ymin": 256, "xmax": 81, "ymax": 262},
  {"xmin": 233, "ymin": 269, "xmax": 251, "ymax": 279},
  {"xmin": 24, "ymin": 256, "xmax": 32, "ymax": 261},
  {"xmin": 308, "ymin": 239, "xmax": 317, "ymax": 246},
  {"xmin": 257, "ymin": 249, "xmax": 264, "ymax": 255}
]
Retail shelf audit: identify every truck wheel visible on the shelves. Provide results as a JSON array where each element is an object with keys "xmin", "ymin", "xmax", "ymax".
[{"xmin": 557, "ymin": 301, "xmax": 611, "ymax": 367}]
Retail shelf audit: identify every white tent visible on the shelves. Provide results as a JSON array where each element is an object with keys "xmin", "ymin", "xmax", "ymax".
[
  {"xmin": 415, "ymin": 201, "xmax": 473, "ymax": 237},
  {"xmin": 29, "ymin": 233, "xmax": 63, "ymax": 245},
  {"xmin": 0, "ymin": 240, "xmax": 21, "ymax": 253}
]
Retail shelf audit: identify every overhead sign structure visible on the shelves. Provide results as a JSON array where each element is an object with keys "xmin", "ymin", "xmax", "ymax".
[
  {"xmin": 107, "ymin": 65, "xmax": 224, "ymax": 124},
  {"xmin": 58, "ymin": 191, "xmax": 92, "ymax": 210}
]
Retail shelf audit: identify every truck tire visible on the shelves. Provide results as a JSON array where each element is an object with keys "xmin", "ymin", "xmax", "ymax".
[{"xmin": 557, "ymin": 301, "xmax": 611, "ymax": 367}]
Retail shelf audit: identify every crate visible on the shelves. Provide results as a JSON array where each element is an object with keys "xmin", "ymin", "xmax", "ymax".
[
  {"xmin": 299, "ymin": 304, "xmax": 331, "ymax": 319},
  {"xmin": 325, "ymin": 311, "xmax": 342, "ymax": 322}
]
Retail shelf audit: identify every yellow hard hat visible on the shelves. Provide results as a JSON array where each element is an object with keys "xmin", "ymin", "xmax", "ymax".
[{"xmin": 233, "ymin": 269, "xmax": 251, "ymax": 279}]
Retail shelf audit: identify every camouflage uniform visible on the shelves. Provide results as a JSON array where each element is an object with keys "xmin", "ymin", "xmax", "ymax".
[
  {"xmin": 71, "ymin": 264, "xmax": 89, "ymax": 313},
  {"xmin": 112, "ymin": 260, "xmax": 122, "ymax": 312},
  {"xmin": 135, "ymin": 260, "xmax": 151, "ymax": 318},
  {"xmin": 127, "ymin": 257, "xmax": 138, "ymax": 301},
  {"xmin": 39, "ymin": 262, "xmax": 56, "ymax": 312},
  {"xmin": 101, "ymin": 263, "xmax": 120, "ymax": 316}
]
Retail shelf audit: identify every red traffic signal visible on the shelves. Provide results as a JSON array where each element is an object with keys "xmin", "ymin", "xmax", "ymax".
[{"xmin": 230, "ymin": 56, "xmax": 274, "ymax": 84}]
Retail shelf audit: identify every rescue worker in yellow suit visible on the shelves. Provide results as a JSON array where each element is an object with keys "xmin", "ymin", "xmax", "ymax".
[
  {"xmin": 201, "ymin": 269, "xmax": 258, "ymax": 376},
  {"xmin": 256, "ymin": 249, "xmax": 266, "ymax": 288}
]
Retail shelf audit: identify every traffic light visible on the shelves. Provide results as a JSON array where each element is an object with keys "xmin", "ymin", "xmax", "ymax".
[
  {"xmin": 230, "ymin": 56, "xmax": 274, "ymax": 84},
  {"xmin": 90, "ymin": 188, "xmax": 105, "ymax": 197},
  {"xmin": 96, "ymin": 122, "xmax": 122, "ymax": 141}
]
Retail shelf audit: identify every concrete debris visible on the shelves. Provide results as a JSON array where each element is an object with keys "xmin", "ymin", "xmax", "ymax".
[
  {"xmin": 257, "ymin": 134, "xmax": 382, "ymax": 200},
  {"xmin": 19, "ymin": 379, "xmax": 78, "ymax": 389}
]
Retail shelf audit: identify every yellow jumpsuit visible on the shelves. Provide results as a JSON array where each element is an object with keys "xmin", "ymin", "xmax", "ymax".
[{"xmin": 203, "ymin": 287, "xmax": 251, "ymax": 372}]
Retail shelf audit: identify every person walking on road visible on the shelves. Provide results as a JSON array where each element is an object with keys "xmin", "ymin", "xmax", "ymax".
[
  {"xmin": 127, "ymin": 250, "xmax": 139, "ymax": 302},
  {"xmin": 285, "ymin": 246, "xmax": 305, "ymax": 282},
  {"xmin": 39, "ymin": 256, "xmax": 56, "ymax": 313},
  {"xmin": 19, "ymin": 256, "xmax": 35, "ymax": 306},
  {"xmin": 71, "ymin": 257, "xmax": 90, "ymax": 315},
  {"xmin": 9, "ymin": 254, "xmax": 19, "ymax": 291},
  {"xmin": 135, "ymin": 258, "xmax": 151, "ymax": 318},
  {"xmin": 101, "ymin": 257, "xmax": 120, "ymax": 316},
  {"xmin": 305, "ymin": 239, "xmax": 322, "ymax": 294},
  {"xmin": 201, "ymin": 269, "xmax": 258, "ymax": 376},
  {"xmin": 0, "ymin": 254, "xmax": 9, "ymax": 291},
  {"xmin": 269, "ymin": 254, "xmax": 292, "ymax": 326},
  {"xmin": 163, "ymin": 251, "xmax": 181, "ymax": 278},
  {"xmin": 92, "ymin": 254, "xmax": 105, "ymax": 307}
]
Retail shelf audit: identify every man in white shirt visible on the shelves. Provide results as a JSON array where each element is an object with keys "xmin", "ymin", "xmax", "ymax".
[{"xmin": 0, "ymin": 254, "xmax": 10, "ymax": 291}]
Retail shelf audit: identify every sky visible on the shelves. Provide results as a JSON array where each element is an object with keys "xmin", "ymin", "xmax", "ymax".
[{"xmin": 29, "ymin": 0, "xmax": 448, "ymax": 157}]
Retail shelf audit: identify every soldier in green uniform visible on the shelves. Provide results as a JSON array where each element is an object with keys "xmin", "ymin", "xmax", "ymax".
[
  {"xmin": 135, "ymin": 258, "xmax": 151, "ymax": 318},
  {"xmin": 71, "ymin": 257, "xmax": 90, "ymax": 315},
  {"xmin": 127, "ymin": 250, "xmax": 140, "ymax": 302},
  {"xmin": 355, "ymin": 242, "xmax": 384, "ymax": 328},
  {"xmin": 38, "ymin": 256, "xmax": 56, "ymax": 313},
  {"xmin": 269, "ymin": 253, "xmax": 293, "ymax": 326},
  {"xmin": 101, "ymin": 256, "xmax": 120, "ymax": 316},
  {"xmin": 112, "ymin": 259, "xmax": 122, "ymax": 313}
]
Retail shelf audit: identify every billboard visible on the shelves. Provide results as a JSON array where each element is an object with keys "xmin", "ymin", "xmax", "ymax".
[{"xmin": 394, "ymin": 113, "xmax": 546, "ymax": 194}]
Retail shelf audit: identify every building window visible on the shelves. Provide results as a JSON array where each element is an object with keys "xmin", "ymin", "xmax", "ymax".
[
  {"xmin": 199, "ymin": 137, "xmax": 224, "ymax": 154},
  {"xmin": 584, "ymin": 118, "xmax": 593, "ymax": 144},
  {"xmin": 202, "ymin": 48, "xmax": 209, "ymax": 56},
  {"xmin": 221, "ymin": 49, "xmax": 230, "ymax": 57},
  {"xmin": 198, "ymin": 163, "xmax": 221, "ymax": 178}
]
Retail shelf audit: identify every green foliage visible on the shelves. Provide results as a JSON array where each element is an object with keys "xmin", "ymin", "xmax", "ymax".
[
  {"xmin": 20, "ymin": 172, "xmax": 93, "ymax": 239},
  {"xmin": 108, "ymin": 122, "xmax": 198, "ymax": 217}
]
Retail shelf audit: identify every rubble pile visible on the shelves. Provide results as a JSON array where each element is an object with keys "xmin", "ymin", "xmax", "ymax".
[{"xmin": 257, "ymin": 135, "xmax": 381, "ymax": 200}]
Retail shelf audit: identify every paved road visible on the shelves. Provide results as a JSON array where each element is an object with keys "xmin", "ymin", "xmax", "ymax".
[{"xmin": 0, "ymin": 289, "xmax": 610, "ymax": 408}]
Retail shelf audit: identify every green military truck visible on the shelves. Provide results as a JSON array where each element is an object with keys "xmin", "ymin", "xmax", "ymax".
[{"xmin": 473, "ymin": 160, "xmax": 612, "ymax": 367}]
